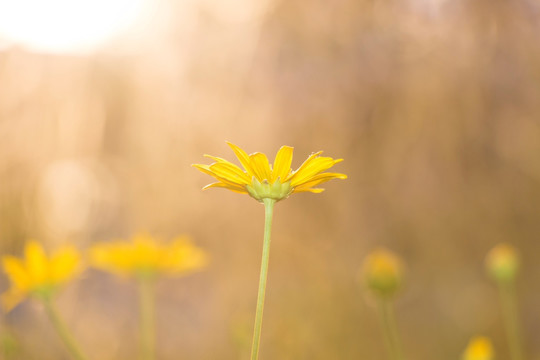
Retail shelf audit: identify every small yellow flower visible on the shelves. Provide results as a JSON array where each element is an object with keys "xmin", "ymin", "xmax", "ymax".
[
  {"xmin": 1, "ymin": 241, "xmax": 81, "ymax": 311},
  {"xmin": 485, "ymin": 243, "xmax": 519, "ymax": 283},
  {"xmin": 361, "ymin": 248, "xmax": 404, "ymax": 298},
  {"xmin": 90, "ymin": 234, "xmax": 208, "ymax": 278},
  {"xmin": 193, "ymin": 142, "xmax": 347, "ymax": 202},
  {"xmin": 462, "ymin": 336, "xmax": 494, "ymax": 360}
]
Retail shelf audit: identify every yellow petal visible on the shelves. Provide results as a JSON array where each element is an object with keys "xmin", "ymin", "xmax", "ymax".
[
  {"xmin": 192, "ymin": 164, "xmax": 217, "ymax": 177},
  {"xmin": 292, "ymin": 172, "xmax": 347, "ymax": 192},
  {"xmin": 132, "ymin": 234, "xmax": 161, "ymax": 268},
  {"xmin": 203, "ymin": 155, "xmax": 230, "ymax": 163},
  {"xmin": 202, "ymin": 182, "xmax": 248, "ymax": 194},
  {"xmin": 209, "ymin": 162, "xmax": 251, "ymax": 185},
  {"xmin": 249, "ymin": 153, "xmax": 272, "ymax": 182},
  {"xmin": 2, "ymin": 256, "xmax": 30, "ymax": 291},
  {"xmin": 285, "ymin": 151, "xmax": 323, "ymax": 182},
  {"xmin": 164, "ymin": 237, "xmax": 208, "ymax": 274},
  {"xmin": 290, "ymin": 157, "xmax": 343, "ymax": 187},
  {"xmin": 293, "ymin": 188, "xmax": 325, "ymax": 193},
  {"xmin": 24, "ymin": 241, "xmax": 49, "ymax": 285},
  {"xmin": 226, "ymin": 142, "xmax": 255, "ymax": 176},
  {"xmin": 193, "ymin": 164, "xmax": 249, "ymax": 189},
  {"xmin": 91, "ymin": 242, "xmax": 133, "ymax": 276},
  {"xmin": 272, "ymin": 146, "xmax": 293, "ymax": 183},
  {"xmin": 50, "ymin": 247, "xmax": 81, "ymax": 284}
]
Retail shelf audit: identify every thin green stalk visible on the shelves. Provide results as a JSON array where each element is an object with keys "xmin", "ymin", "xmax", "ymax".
[
  {"xmin": 499, "ymin": 281, "xmax": 524, "ymax": 360},
  {"xmin": 42, "ymin": 296, "xmax": 88, "ymax": 360},
  {"xmin": 139, "ymin": 276, "xmax": 156, "ymax": 360},
  {"xmin": 376, "ymin": 298, "xmax": 404, "ymax": 360},
  {"xmin": 250, "ymin": 198, "xmax": 276, "ymax": 360}
]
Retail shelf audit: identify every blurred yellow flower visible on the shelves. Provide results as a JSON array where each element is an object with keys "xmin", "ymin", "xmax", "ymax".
[
  {"xmin": 361, "ymin": 248, "xmax": 404, "ymax": 298},
  {"xmin": 462, "ymin": 336, "xmax": 494, "ymax": 360},
  {"xmin": 193, "ymin": 142, "xmax": 347, "ymax": 202},
  {"xmin": 90, "ymin": 234, "xmax": 208, "ymax": 278},
  {"xmin": 1, "ymin": 241, "xmax": 81, "ymax": 311}
]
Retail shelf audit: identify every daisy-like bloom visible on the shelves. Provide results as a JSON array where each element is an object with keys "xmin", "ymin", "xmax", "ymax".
[
  {"xmin": 90, "ymin": 234, "xmax": 208, "ymax": 279},
  {"xmin": 193, "ymin": 142, "xmax": 347, "ymax": 202},
  {"xmin": 462, "ymin": 336, "xmax": 494, "ymax": 360},
  {"xmin": 1, "ymin": 241, "xmax": 81, "ymax": 311},
  {"xmin": 194, "ymin": 143, "xmax": 346, "ymax": 360}
]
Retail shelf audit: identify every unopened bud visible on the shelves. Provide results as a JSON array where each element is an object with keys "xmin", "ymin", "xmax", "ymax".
[
  {"xmin": 361, "ymin": 248, "xmax": 403, "ymax": 298},
  {"xmin": 485, "ymin": 243, "xmax": 519, "ymax": 284}
]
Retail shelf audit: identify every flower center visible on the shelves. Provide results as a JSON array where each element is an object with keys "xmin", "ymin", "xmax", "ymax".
[{"xmin": 246, "ymin": 177, "xmax": 292, "ymax": 202}]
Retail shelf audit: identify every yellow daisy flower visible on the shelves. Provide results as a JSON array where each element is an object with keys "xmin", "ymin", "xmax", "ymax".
[
  {"xmin": 90, "ymin": 234, "xmax": 208, "ymax": 278},
  {"xmin": 193, "ymin": 142, "xmax": 347, "ymax": 202},
  {"xmin": 1, "ymin": 241, "xmax": 81, "ymax": 311},
  {"xmin": 463, "ymin": 336, "xmax": 494, "ymax": 360}
]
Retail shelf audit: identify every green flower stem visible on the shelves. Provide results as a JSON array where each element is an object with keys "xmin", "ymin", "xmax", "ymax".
[
  {"xmin": 498, "ymin": 281, "xmax": 524, "ymax": 360},
  {"xmin": 250, "ymin": 198, "xmax": 276, "ymax": 360},
  {"xmin": 376, "ymin": 298, "xmax": 404, "ymax": 360},
  {"xmin": 42, "ymin": 296, "xmax": 88, "ymax": 360},
  {"xmin": 138, "ymin": 276, "xmax": 156, "ymax": 360}
]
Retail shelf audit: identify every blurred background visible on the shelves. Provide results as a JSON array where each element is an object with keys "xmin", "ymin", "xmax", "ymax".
[{"xmin": 1, "ymin": 0, "xmax": 540, "ymax": 359}]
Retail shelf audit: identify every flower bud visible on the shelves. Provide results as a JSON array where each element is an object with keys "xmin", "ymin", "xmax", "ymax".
[
  {"xmin": 361, "ymin": 248, "xmax": 403, "ymax": 298},
  {"xmin": 485, "ymin": 243, "xmax": 519, "ymax": 284},
  {"xmin": 462, "ymin": 336, "xmax": 494, "ymax": 360}
]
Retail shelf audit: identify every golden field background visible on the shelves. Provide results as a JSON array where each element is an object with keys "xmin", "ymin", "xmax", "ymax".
[{"xmin": 1, "ymin": 0, "xmax": 540, "ymax": 359}]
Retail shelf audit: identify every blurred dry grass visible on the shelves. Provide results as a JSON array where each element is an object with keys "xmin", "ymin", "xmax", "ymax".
[{"xmin": 1, "ymin": 0, "xmax": 540, "ymax": 359}]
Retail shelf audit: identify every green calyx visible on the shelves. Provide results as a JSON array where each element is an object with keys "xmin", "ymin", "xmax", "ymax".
[
  {"xmin": 487, "ymin": 256, "xmax": 519, "ymax": 284},
  {"xmin": 367, "ymin": 273, "xmax": 402, "ymax": 299},
  {"xmin": 135, "ymin": 268, "xmax": 158, "ymax": 281},
  {"xmin": 246, "ymin": 177, "xmax": 292, "ymax": 202},
  {"xmin": 31, "ymin": 285, "xmax": 56, "ymax": 301}
]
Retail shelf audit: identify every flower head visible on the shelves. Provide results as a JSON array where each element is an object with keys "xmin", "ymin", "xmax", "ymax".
[
  {"xmin": 462, "ymin": 336, "xmax": 494, "ymax": 360},
  {"xmin": 90, "ymin": 234, "xmax": 208, "ymax": 279},
  {"xmin": 1, "ymin": 241, "xmax": 81, "ymax": 311},
  {"xmin": 361, "ymin": 248, "xmax": 404, "ymax": 299},
  {"xmin": 193, "ymin": 142, "xmax": 347, "ymax": 202},
  {"xmin": 485, "ymin": 243, "xmax": 519, "ymax": 284}
]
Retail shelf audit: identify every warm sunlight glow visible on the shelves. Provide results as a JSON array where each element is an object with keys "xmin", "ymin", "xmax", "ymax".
[{"xmin": 0, "ymin": 0, "xmax": 146, "ymax": 54}]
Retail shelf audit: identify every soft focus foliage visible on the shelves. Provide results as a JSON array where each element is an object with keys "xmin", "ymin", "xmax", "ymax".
[{"xmin": 1, "ymin": 241, "xmax": 80, "ymax": 311}]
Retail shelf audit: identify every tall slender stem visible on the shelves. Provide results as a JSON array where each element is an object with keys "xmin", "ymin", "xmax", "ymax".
[
  {"xmin": 139, "ymin": 276, "xmax": 156, "ymax": 360},
  {"xmin": 376, "ymin": 298, "xmax": 404, "ymax": 360},
  {"xmin": 42, "ymin": 296, "xmax": 88, "ymax": 360},
  {"xmin": 499, "ymin": 281, "xmax": 524, "ymax": 360},
  {"xmin": 250, "ymin": 198, "xmax": 276, "ymax": 360}
]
